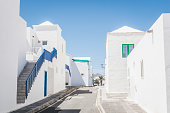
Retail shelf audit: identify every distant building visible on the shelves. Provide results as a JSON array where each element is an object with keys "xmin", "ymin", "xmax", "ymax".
[{"xmin": 65, "ymin": 56, "xmax": 93, "ymax": 86}]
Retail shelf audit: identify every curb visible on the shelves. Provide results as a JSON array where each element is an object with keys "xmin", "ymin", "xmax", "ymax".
[{"xmin": 96, "ymin": 88, "xmax": 106, "ymax": 113}]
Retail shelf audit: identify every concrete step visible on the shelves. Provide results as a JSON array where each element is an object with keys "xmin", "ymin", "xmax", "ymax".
[
  {"xmin": 17, "ymin": 61, "xmax": 36, "ymax": 104},
  {"xmin": 17, "ymin": 96, "xmax": 25, "ymax": 100},
  {"xmin": 17, "ymin": 93, "xmax": 25, "ymax": 97},
  {"xmin": 17, "ymin": 85, "xmax": 26, "ymax": 89},
  {"xmin": 17, "ymin": 99, "xmax": 25, "ymax": 104}
]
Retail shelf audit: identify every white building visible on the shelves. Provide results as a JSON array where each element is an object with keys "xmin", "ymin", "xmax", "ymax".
[
  {"xmin": 0, "ymin": 1, "xmax": 66, "ymax": 112},
  {"xmin": 127, "ymin": 13, "xmax": 170, "ymax": 113},
  {"xmin": 105, "ymin": 13, "xmax": 170, "ymax": 113},
  {"xmin": 32, "ymin": 21, "xmax": 66, "ymax": 93},
  {"xmin": 65, "ymin": 55, "xmax": 93, "ymax": 86},
  {"xmin": 0, "ymin": 0, "xmax": 28, "ymax": 112},
  {"xmin": 105, "ymin": 26, "xmax": 145, "ymax": 94}
]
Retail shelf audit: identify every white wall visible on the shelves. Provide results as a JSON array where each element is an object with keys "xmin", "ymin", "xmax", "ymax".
[
  {"xmin": 65, "ymin": 54, "xmax": 73, "ymax": 86},
  {"xmin": 15, "ymin": 60, "xmax": 58, "ymax": 110},
  {"xmin": 106, "ymin": 29, "xmax": 144, "ymax": 93},
  {"xmin": 27, "ymin": 27, "xmax": 42, "ymax": 53},
  {"xmin": 163, "ymin": 13, "xmax": 170, "ymax": 113},
  {"xmin": 70, "ymin": 57, "xmax": 92, "ymax": 86},
  {"xmin": 0, "ymin": 0, "xmax": 28, "ymax": 112},
  {"xmin": 127, "ymin": 14, "xmax": 169, "ymax": 113},
  {"xmin": 33, "ymin": 22, "xmax": 66, "ymax": 93}
]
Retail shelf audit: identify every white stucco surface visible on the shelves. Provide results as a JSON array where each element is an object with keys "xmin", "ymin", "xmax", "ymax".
[
  {"xmin": 105, "ymin": 26, "xmax": 145, "ymax": 93},
  {"xmin": 32, "ymin": 21, "xmax": 66, "ymax": 94},
  {"xmin": 65, "ymin": 56, "xmax": 93, "ymax": 86},
  {"xmin": 127, "ymin": 14, "xmax": 170, "ymax": 113},
  {"xmin": 0, "ymin": 0, "xmax": 28, "ymax": 112}
]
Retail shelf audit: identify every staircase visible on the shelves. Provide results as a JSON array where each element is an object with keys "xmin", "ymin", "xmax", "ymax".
[
  {"xmin": 17, "ymin": 48, "xmax": 57, "ymax": 104},
  {"xmin": 17, "ymin": 62, "xmax": 36, "ymax": 103}
]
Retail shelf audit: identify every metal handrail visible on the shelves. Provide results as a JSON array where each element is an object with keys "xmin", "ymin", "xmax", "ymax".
[
  {"xmin": 25, "ymin": 48, "xmax": 57, "ymax": 98},
  {"xmin": 65, "ymin": 64, "xmax": 71, "ymax": 77}
]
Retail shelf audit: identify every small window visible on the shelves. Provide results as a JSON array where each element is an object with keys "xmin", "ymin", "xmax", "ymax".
[
  {"xmin": 122, "ymin": 44, "xmax": 134, "ymax": 58},
  {"xmin": 141, "ymin": 60, "xmax": 144, "ymax": 79},
  {"xmin": 81, "ymin": 73, "xmax": 84, "ymax": 76},
  {"xmin": 42, "ymin": 41, "xmax": 47, "ymax": 45}
]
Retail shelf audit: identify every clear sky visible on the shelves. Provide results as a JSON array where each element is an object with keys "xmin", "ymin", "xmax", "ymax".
[{"xmin": 20, "ymin": 0, "xmax": 170, "ymax": 74}]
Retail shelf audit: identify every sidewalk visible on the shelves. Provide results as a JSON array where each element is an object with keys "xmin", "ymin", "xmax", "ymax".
[{"xmin": 96, "ymin": 87, "xmax": 147, "ymax": 113}]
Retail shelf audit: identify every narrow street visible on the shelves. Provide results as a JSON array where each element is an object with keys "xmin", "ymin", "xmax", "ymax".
[{"xmin": 38, "ymin": 87, "xmax": 99, "ymax": 113}]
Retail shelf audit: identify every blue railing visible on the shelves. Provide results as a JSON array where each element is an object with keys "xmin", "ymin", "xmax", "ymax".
[
  {"xmin": 25, "ymin": 48, "xmax": 57, "ymax": 98},
  {"xmin": 65, "ymin": 64, "xmax": 71, "ymax": 77}
]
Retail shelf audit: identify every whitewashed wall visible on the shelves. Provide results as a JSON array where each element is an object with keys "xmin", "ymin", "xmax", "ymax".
[
  {"xmin": 105, "ymin": 29, "xmax": 144, "ymax": 93},
  {"xmin": 26, "ymin": 27, "xmax": 42, "ymax": 53},
  {"xmin": 70, "ymin": 57, "xmax": 92, "ymax": 86},
  {"xmin": 0, "ymin": 0, "xmax": 28, "ymax": 112},
  {"xmin": 15, "ymin": 23, "xmax": 66, "ymax": 110},
  {"xmin": 164, "ymin": 13, "xmax": 170, "ymax": 113},
  {"xmin": 65, "ymin": 54, "xmax": 73, "ymax": 86},
  {"xmin": 127, "ymin": 14, "xmax": 169, "ymax": 113},
  {"xmin": 33, "ymin": 22, "xmax": 66, "ymax": 94}
]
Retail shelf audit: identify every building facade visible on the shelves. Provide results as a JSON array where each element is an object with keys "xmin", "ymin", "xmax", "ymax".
[
  {"xmin": 0, "ymin": 0, "xmax": 28, "ymax": 112},
  {"xmin": 127, "ymin": 13, "xmax": 170, "ymax": 113},
  {"xmin": 105, "ymin": 26, "xmax": 145, "ymax": 93},
  {"xmin": 0, "ymin": 1, "xmax": 67, "ymax": 112},
  {"xmin": 65, "ymin": 56, "xmax": 93, "ymax": 86},
  {"xmin": 105, "ymin": 13, "xmax": 170, "ymax": 113}
]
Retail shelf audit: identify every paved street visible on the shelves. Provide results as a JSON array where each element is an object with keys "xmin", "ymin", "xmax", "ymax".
[{"xmin": 38, "ymin": 87, "xmax": 99, "ymax": 113}]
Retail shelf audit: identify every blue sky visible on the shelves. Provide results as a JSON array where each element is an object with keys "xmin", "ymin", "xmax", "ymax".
[{"xmin": 20, "ymin": 0, "xmax": 170, "ymax": 74}]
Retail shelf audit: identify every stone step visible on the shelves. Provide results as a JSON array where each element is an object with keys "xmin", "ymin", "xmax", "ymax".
[
  {"xmin": 17, "ymin": 99, "xmax": 25, "ymax": 104},
  {"xmin": 17, "ymin": 85, "xmax": 26, "ymax": 89},
  {"xmin": 17, "ymin": 61, "xmax": 37, "ymax": 104},
  {"xmin": 17, "ymin": 96, "xmax": 25, "ymax": 100},
  {"xmin": 17, "ymin": 93, "xmax": 25, "ymax": 97},
  {"xmin": 17, "ymin": 61, "xmax": 36, "ymax": 104}
]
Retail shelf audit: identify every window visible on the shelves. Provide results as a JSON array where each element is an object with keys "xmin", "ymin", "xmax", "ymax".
[
  {"xmin": 122, "ymin": 44, "xmax": 134, "ymax": 58},
  {"xmin": 42, "ymin": 41, "xmax": 47, "ymax": 45}
]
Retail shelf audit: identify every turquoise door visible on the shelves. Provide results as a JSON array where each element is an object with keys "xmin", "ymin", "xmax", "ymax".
[{"xmin": 44, "ymin": 71, "xmax": 47, "ymax": 97}]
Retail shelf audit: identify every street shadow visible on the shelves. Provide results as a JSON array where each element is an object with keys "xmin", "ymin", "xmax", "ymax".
[
  {"xmin": 71, "ymin": 89, "xmax": 92, "ymax": 95},
  {"xmin": 39, "ymin": 93, "xmax": 81, "ymax": 113},
  {"xmin": 38, "ymin": 89, "xmax": 92, "ymax": 113},
  {"xmin": 40, "ymin": 107, "xmax": 80, "ymax": 113}
]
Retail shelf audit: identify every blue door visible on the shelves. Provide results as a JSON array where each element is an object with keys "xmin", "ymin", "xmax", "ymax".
[{"xmin": 44, "ymin": 71, "xmax": 47, "ymax": 97}]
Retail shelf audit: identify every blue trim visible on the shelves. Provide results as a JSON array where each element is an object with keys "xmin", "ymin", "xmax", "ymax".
[
  {"xmin": 44, "ymin": 71, "xmax": 47, "ymax": 97},
  {"xmin": 25, "ymin": 48, "xmax": 57, "ymax": 99},
  {"xmin": 65, "ymin": 64, "xmax": 71, "ymax": 77}
]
